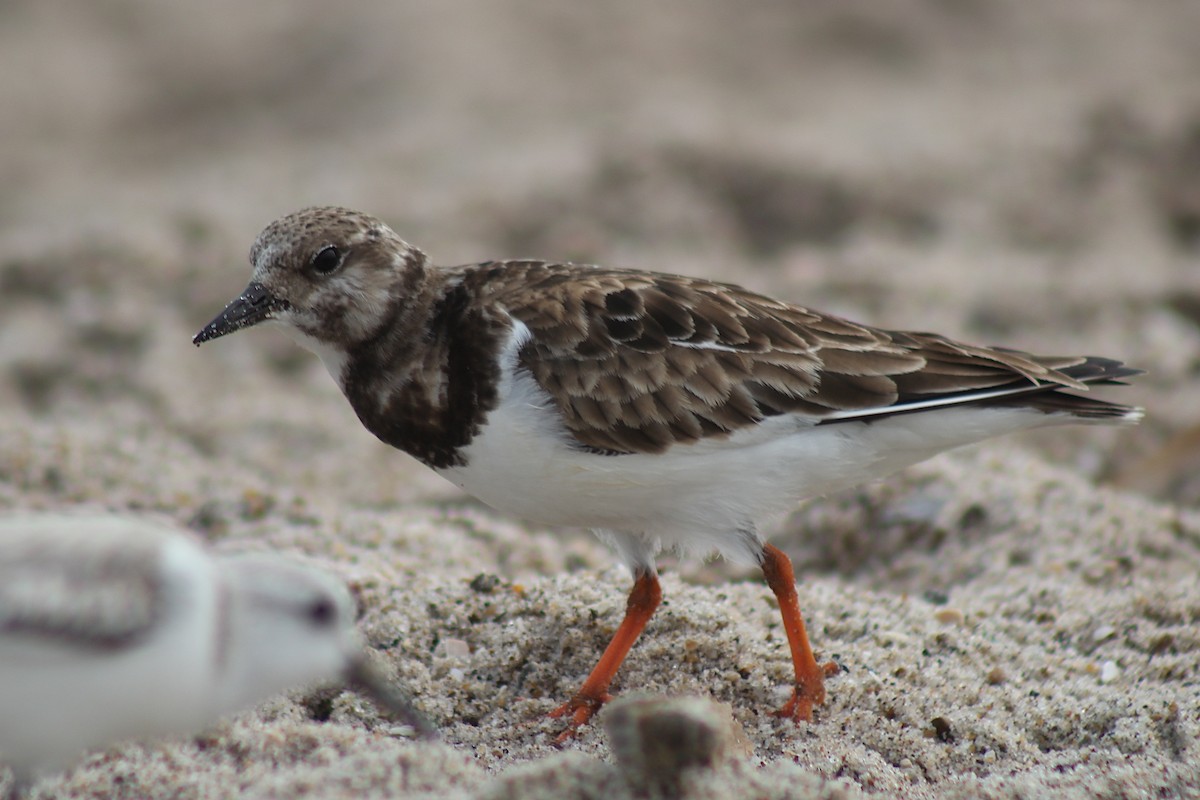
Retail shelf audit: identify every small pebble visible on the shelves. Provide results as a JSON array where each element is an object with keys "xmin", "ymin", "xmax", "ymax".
[
  {"xmin": 922, "ymin": 589, "xmax": 950, "ymax": 606},
  {"xmin": 929, "ymin": 716, "xmax": 954, "ymax": 742},
  {"xmin": 1099, "ymin": 660, "xmax": 1120, "ymax": 684},
  {"xmin": 934, "ymin": 608, "xmax": 965, "ymax": 626},
  {"xmin": 604, "ymin": 695, "xmax": 751, "ymax": 793},
  {"xmin": 469, "ymin": 573, "xmax": 501, "ymax": 593},
  {"xmin": 436, "ymin": 638, "xmax": 472, "ymax": 661}
]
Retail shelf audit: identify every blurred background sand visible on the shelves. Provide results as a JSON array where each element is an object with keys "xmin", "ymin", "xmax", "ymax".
[{"xmin": 1, "ymin": 2, "xmax": 1198, "ymax": 798}]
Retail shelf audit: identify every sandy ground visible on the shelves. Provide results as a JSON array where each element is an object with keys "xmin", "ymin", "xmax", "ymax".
[{"xmin": 2, "ymin": 2, "xmax": 1200, "ymax": 798}]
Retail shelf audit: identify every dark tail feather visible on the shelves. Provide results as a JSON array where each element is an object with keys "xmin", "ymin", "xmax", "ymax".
[
  {"xmin": 993, "ymin": 390, "xmax": 1142, "ymax": 422},
  {"xmin": 991, "ymin": 356, "xmax": 1143, "ymax": 423}
]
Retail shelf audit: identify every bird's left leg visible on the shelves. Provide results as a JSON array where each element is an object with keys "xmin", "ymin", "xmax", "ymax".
[{"xmin": 760, "ymin": 543, "xmax": 839, "ymax": 722}]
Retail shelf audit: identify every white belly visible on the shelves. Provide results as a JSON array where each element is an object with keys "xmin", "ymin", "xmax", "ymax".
[{"xmin": 437, "ymin": 331, "xmax": 1054, "ymax": 568}]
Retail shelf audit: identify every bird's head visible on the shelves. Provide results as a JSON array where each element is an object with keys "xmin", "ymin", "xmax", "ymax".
[{"xmin": 194, "ymin": 207, "xmax": 427, "ymax": 359}]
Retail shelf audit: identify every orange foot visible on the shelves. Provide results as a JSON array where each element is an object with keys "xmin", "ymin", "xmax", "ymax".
[
  {"xmin": 773, "ymin": 660, "xmax": 840, "ymax": 722},
  {"xmin": 547, "ymin": 692, "xmax": 612, "ymax": 745}
]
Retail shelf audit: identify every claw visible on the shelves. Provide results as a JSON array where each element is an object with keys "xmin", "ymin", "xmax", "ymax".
[
  {"xmin": 548, "ymin": 692, "xmax": 611, "ymax": 744},
  {"xmin": 772, "ymin": 660, "xmax": 840, "ymax": 722}
]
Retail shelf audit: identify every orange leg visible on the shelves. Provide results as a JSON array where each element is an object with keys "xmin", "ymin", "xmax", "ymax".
[
  {"xmin": 548, "ymin": 570, "xmax": 662, "ymax": 743},
  {"xmin": 761, "ymin": 543, "xmax": 838, "ymax": 722}
]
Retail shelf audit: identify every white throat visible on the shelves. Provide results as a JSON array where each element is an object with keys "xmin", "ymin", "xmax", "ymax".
[{"xmin": 272, "ymin": 321, "xmax": 349, "ymax": 385}]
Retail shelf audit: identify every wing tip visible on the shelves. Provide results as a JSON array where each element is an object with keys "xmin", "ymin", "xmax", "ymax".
[
  {"xmin": 814, "ymin": 353, "xmax": 1144, "ymax": 426},
  {"xmin": 1063, "ymin": 356, "xmax": 1145, "ymax": 387}
]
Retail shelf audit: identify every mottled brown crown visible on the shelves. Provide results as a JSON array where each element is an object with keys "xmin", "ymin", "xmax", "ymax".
[{"xmin": 251, "ymin": 206, "xmax": 390, "ymax": 267}]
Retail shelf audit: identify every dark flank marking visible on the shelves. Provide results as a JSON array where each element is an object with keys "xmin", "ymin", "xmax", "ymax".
[{"xmin": 341, "ymin": 281, "xmax": 505, "ymax": 469}]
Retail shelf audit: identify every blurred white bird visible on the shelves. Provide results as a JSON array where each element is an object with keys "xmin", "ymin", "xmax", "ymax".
[{"xmin": 0, "ymin": 513, "xmax": 433, "ymax": 799}]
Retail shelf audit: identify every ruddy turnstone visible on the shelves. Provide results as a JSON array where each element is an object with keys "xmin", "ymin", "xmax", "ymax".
[
  {"xmin": 194, "ymin": 206, "xmax": 1142, "ymax": 741},
  {"xmin": 0, "ymin": 513, "xmax": 432, "ymax": 799}
]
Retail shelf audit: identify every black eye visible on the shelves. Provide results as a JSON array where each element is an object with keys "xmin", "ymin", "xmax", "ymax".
[
  {"xmin": 307, "ymin": 597, "xmax": 337, "ymax": 627},
  {"xmin": 310, "ymin": 245, "xmax": 343, "ymax": 275}
]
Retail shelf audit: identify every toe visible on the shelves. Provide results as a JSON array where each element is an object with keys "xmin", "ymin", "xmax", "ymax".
[{"xmin": 548, "ymin": 692, "xmax": 612, "ymax": 743}]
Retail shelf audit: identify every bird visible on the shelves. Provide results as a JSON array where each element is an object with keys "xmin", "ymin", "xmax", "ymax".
[
  {"xmin": 193, "ymin": 206, "xmax": 1142, "ymax": 742},
  {"xmin": 0, "ymin": 512, "xmax": 433, "ymax": 799}
]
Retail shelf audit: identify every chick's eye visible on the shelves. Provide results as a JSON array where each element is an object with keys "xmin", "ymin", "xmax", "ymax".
[
  {"xmin": 310, "ymin": 245, "xmax": 343, "ymax": 275},
  {"xmin": 307, "ymin": 597, "xmax": 337, "ymax": 628}
]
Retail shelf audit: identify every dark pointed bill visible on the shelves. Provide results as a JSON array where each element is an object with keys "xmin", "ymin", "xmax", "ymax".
[
  {"xmin": 344, "ymin": 653, "xmax": 438, "ymax": 740},
  {"xmin": 193, "ymin": 282, "xmax": 289, "ymax": 345}
]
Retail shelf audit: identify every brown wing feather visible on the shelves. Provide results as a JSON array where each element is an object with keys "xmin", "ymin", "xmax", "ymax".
[{"xmin": 459, "ymin": 261, "xmax": 1119, "ymax": 455}]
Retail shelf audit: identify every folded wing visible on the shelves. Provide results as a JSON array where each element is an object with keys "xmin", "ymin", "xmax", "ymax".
[{"xmin": 465, "ymin": 261, "xmax": 1140, "ymax": 455}]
